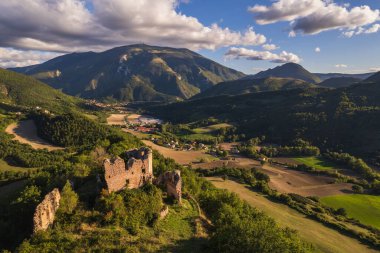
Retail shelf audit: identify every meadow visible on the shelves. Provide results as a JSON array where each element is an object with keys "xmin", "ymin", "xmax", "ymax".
[
  {"xmin": 294, "ymin": 156, "xmax": 337, "ymax": 171},
  {"xmin": 321, "ymin": 194, "xmax": 380, "ymax": 229}
]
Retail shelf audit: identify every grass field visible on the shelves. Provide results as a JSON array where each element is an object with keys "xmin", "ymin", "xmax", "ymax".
[
  {"xmin": 321, "ymin": 194, "xmax": 380, "ymax": 229},
  {"xmin": 180, "ymin": 133, "xmax": 216, "ymax": 142},
  {"xmin": 208, "ymin": 177, "xmax": 378, "ymax": 253},
  {"xmin": 294, "ymin": 156, "xmax": 337, "ymax": 171},
  {"xmin": 0, "ymin": 159, "xmax": 37, "ymax": 173},
  {"xmin": 192, "ymin": 123, "xmax": 232, "ymax": 134}
]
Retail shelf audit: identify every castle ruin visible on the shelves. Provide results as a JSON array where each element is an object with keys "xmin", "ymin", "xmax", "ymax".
[
  {"xmin": 156, "ymin": 170, "xmax": 182, "ymax": 204},
  {"xmin": 33, "ymin": 188, "xmax": 61, "ymax": 233},
  {"xmin": 103, "ymin": 147, "xmax": 182, "ymax": 203},
  {"xmin": 103, "ymin": 147, "xmax": 153, "ymax": 193}
]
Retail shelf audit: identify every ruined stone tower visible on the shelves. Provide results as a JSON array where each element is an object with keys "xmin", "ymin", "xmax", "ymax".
[
  {"xmin": 156, "ymin": 170, "xmax": 182, "ymax": 204},
  {"xmin": 33, "ymin": 188, "xmax": 61, "ymax": 233},
  {"xmin": 103, "ymin": 147, "xmax": 153, "ymax": 193}
]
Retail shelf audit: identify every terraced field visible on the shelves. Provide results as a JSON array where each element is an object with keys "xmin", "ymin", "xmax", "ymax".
[{"xmin": 208, "ymin": 178, "xmax": 378, "ymax": 253}]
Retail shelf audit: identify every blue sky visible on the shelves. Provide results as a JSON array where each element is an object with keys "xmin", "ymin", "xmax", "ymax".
[
  {"xmin": 0, "ymin": 0, "xmax": 379, "ymax": 74},
  {"xmin": 179, "ymin": 0, "xmax": 380, "ymax": 74}
]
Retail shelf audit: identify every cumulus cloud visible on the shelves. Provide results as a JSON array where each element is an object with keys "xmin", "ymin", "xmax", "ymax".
[
  {"xmin": 0, "ymin": 0, "xmax": 266, "ymax": 54},
  {"xmin": 0, "ymin": 48, "xmax": 61, "ymax": 68},
  {"xmin": 225, "ymin": 47, "xmax": 301, "ymax": 63},
  {"xmin": 335, "ymin": 64, "xmax": 348, "ymax": 68},
  {"xmin": 249, "ymin": 0, "xmax": 380, "ymax": 36},
  {"xmin": 315, "ymin": 47, "xmax": 321, "ymax": 53},
  {"xmin": 262, "ymin": 43, "xmax": 279, "ymax": 50}
]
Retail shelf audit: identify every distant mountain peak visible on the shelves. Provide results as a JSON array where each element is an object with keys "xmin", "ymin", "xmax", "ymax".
[{"xmin": 252, "ymin": 63, "xmax": 321, "ymax": 84}]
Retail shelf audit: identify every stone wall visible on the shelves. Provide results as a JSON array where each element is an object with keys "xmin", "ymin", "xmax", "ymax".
[
  {"xmin": 33, "ymin": 188, "xmax": 61, "ymax": 233},
  {"xmin": 104, "ymin": 147, "xmax": 153, "ymax": 193},
  {"xmin": 156, "ymin": 170, "xmax": 182, "ymax": 204}
]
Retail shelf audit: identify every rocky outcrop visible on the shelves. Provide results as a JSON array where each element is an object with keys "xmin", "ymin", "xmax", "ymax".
[
  {"xmin": 33, "ymin": 188, "xmax": 61, "ymax": 233},
  {"xmin": 156, "ymin": 170, "xmax": 182, "ymax": 204},
  {"xmin": 104, "ymin": 147, "xmax": 153, "ymax": 193},
  {"xmin": 159, "ymin": 205, "xmax": 169, "ymax": 219}
]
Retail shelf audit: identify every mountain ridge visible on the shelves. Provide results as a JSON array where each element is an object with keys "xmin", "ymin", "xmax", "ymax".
[{"xmin": 10, "ymin": 44, "xmax": 245, "ymax": 102}]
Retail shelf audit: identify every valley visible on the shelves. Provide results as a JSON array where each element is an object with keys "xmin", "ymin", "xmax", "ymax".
[{"xmin": 1, "ymin": 43, "xmax": 380, "ymax": 253}]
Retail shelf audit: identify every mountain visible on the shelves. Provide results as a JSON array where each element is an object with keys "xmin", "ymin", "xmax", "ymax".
[
  {"xmin": 249, "ymin": 63, "xmax": 321, "ymax": 84},
  {"xmin": 10, "ymin": 44, "xmax": 245, "ymax": 102},
  {"xmin": 192, "ymin": 77, "xmax": 314, "ymax": 99},
  {"xmin": 364, "ymin": 72, "xmax": 380, "ymax": 83},
  {"xmin": 315, "ymin": 72, "xmax": 374, "ymax": 81},
  {"xmin": 148, "ymin": 81, "xmax": 380, "ymax": 160},
  {"xmin": 0, "ymin": 68, "xmax": 81, "ymax": 112},
  {"xmin": 318, "ymin": 77, "xmax": 361, "ymax": 88}
]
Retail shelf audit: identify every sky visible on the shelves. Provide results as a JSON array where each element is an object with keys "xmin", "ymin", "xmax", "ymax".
[{"xmin": 0, "ymin": 0, "xmax": 379, "ymax": 74}]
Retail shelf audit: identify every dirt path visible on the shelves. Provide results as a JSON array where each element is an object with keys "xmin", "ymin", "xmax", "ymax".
[
  {"xmin": 208, "ymin": 177, "xmax": 377, "ymax": 253},
  {"xmin": 142, "ymin": 140, "xmax": 213, "ymax": 165},
  {"xmin": 5, "ymin": 120, "xmax": 63, "ymax": 151}
]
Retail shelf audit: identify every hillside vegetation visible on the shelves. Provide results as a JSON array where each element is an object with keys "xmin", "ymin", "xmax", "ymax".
[
  {"xmin": 0, "ymin": 69, "xmax": 81, "ymax": 112},
  {"xmin": 11, "ymin": 44, "xmax": 245, "ymax": 102},
  {"xmin": 193, "ymin": 77, "xmax": 314, "ymax": 99},
  {"xmin": 148, "ymin": 82, "xmax": 380, "ymax": 163}
]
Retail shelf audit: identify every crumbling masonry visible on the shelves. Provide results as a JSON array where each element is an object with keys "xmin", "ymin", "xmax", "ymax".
[
  {"xmin": 33, "ymin": 188, "xmax": 61, "ymax": 233},
  {"xmin": 103, "ymin": 147, "xmax": 153, "ymax": 192},
  {"xmin": 156, "ymin": 170, "xmax": 182, "ymax": 204},
  {"xmin": 103, "ymin": 147, "xmax": 182, "ymax": 203}
]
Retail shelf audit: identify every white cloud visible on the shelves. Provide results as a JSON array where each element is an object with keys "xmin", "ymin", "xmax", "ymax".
[
  {"xmin": 0, "ymin": 0, "xmax": 267, "ymax": 55},
  {"xmin": 369, "ymin": 67, "xmax": 380, "ymax": 72},
  {"xmin": 343, "ymin": 23, "xmax": 380, "ymax": 37},
  {"xmin": 0, "ymin": 48, "xmax": 62, "ymax": 68},
  {"xmin": 315, "ymin": 47, "xmax": 321, "ymax": 53},
  {"xmin": 335, "ymin": 64, "xmax": 348, "ymax": 68},
  {"xmin": 249, "ymin": 0, "xmax": 380, "ymax": 36},
  {"xmin": 225, "ymin": 47, "xmax": 301, "ymax": 63},
  {"xmin": 262, "ymin": 43, "xmax": 279, "ymax": 50}
]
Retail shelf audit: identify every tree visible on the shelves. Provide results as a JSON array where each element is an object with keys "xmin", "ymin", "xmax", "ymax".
[
  {"xmin": 335, "ymin": 208, "xmax": 347, "ymax": 216},
  {"xmin": 352, "ymin": 185, "xmax": 364, "ymax": 193},
  {"xmin": 59, "ymin": 181, "xmax": 78, "ymax": 214}
]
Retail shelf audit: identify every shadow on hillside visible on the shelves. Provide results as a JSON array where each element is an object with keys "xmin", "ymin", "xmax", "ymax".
[{"xmin": 157, "ymin": 237, "xmax": 210, "ymax": 253}]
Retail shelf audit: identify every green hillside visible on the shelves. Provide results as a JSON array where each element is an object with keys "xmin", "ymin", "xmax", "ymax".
[
  {"xmin": 11, "ymin": 44, "xmax": 245, "ymax": 102},
  {"xmin": 194, "ymin": 77, "xmax": 314, "ymax": 99},
  {"xmin": 0, "ymin": 68, "xmax": 81, "ymax": 112},
  {"xmin": 321, "ymin": 194, "xmax": 380, "ymax": 229},
  {"xmin": 148, "ymin": 82, "xmax": 380, "ymax": 162}
]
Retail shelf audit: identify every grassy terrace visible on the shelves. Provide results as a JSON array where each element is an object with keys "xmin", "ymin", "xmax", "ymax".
[
  {"xmin": 321, "ymin": 194, "xmax": 380, "ymax": 230},
  {"xmin": 192, "ymin": 123, "xmax": 232, "ymax": 134},
  {"xmin": 294, "ymin": 156, "xmax": 337, "ymax": 171},
  {"xmin": 0, "ymin": 159, "xmax": 37, "ymax": 173}
]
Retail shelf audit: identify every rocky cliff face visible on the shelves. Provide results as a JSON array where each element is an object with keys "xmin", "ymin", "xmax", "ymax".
[{"xmin": 33, "ymin": 188, "xmax": 61, "ymax": 233}]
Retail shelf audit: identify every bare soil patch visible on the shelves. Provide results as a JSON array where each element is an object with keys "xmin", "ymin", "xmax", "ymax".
[
  {"xmin": 195, "ymin": 157, "xmax": 353, "ymax": 197},
  {"xmin": 142, "ymin": 140, "xmax": 214, "ymax": 165},
  {"xmin": 106, "ymin": 113, "xmax": 128, "ymax": 125},
  {"xmin": 208, "ymin": 177, "xmax": 377, "ymax": 253},
  {"xmin": 5, "ymin": 120, "xmax": 63, "ymax": 151}
]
